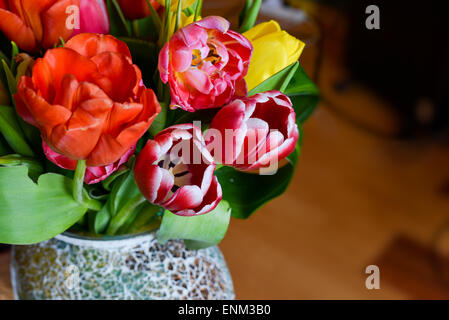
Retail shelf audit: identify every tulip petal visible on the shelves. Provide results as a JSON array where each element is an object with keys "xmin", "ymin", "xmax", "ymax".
[
  {"xmin": 172, "ymin": 49, "xmax": 192, "ymax": 73},
  {"xmin": 182, "ymin": 176, "xmax": 222, "ymax": 216},
  {"xmin": 91, "ymin": 52, "xmax": 137, "ymax": 102},
  {"xmin": 65, "ymin": 33, "xmax": 132, "ymax": 60},
  {"xmin": 41, "ymin": 0, "xmax": 78, "ymax": 49},
  {"xmin": 38, "ymin": 48, "xmax": 98, "ymax": 95},
  {"xmin": 162, "ymin": 185, "xmax": 203, "ymax": 213},
  {"xmin": 50, "ymin": 97, "xmax": 112, "ymax": 161},
  {"xmin": 108, "ymin": 102, "xmax": 143, "ymax": 136},
  {"xmin": 184, "ymin": 68, "xmax": 213, "ymax": 94},
  {"xmin": 194, "ymin": 16, "xmax": 230, "ymax": 33},
  {"xmin": 0, "ymin": 8, "xmax": 36, "ymax": 52},
  {"xmin": 52, "ymin": 74, "xmax": 79, "ymax": 110},
  {"xmin": 17, "ymin": 78, "xmax": 71, "ymax": 137},
  {"xmin": 77, "ymin": 0, "xmax": 109, "ymax": 35}
]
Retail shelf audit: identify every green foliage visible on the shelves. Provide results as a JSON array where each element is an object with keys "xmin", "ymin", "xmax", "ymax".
[
  {"xmin": 0, "ymin": 105, "xmax": 34, "ymax": 157},
  {"xmin": 158, "ymin": 200, "xmax": 231, "ymax": 249},
  {"xmin": 214, "ymin": 61, "xmax": 318, "ymax": 219},
  {"xmin": 106, "ymin": 0, "xmax": 132, "ymax": 37},
  {"xmin": 239, "ymin": 0, "xmax": 262, "ymax": 33},
  {"xmin": 216, "ymin": 144, "xmax": 300, "ymax": 219},
  {"xmin": 0, "ymin": 166, "xmax": 88, "ymax": 244}
]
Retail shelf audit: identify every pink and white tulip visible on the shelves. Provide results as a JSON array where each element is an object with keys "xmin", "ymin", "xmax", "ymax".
[
  {"xmin": 158, "ymin": 16, "xmax": 253, "ymax": 112},
  {"xmin": 134, "ymin": 124, "xmax": 222, "ymax": 216},
  {"xmin": 43, "ymin": 141, "xmax": 134, "ymax": 185},
  {"xmin": 207, "ymin": 90, "xmax": 299, "ymax": 171}
]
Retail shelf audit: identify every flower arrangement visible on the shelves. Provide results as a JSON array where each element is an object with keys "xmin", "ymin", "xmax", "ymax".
[{"xmin": 0, "ymin": 0, "xmax": 318, "ymax": 249}]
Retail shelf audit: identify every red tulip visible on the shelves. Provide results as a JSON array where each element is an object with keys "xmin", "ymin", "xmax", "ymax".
[
  {"xmin": 0, "ymin": 0, "xmax": 109, "ymax": 52},
  {"xmin": 158, "ymin": 16, "xmax": 253, "ymax": 112},
  {"xmin": 15, "ymin": 33, "xmax": 161, "ymax": 167},
  {"xmin": 117, "ymin": 0, "xmax": 160, "ymax": 20},
  {"xmin": 207, "ymin": 90, "xmax": 299, "ymax": 171},
  {"xmin": 43, "ymin": 141, "xmax": 134, "ymax": 184},
  {"xmin": 134, "ymin": 124, "xmax": 222, "ymax": 216}
]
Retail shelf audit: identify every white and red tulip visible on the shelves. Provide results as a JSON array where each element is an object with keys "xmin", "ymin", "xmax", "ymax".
[
  {"xmin": 43, "ymin": 141, "xmax": 134, "ymax": 185},
  {"xmin": 207, "ymin": 90, "xmax": 299, "ymax": 171},
  {"xmin": 158, "ymin": 16, "xmax": 253, "ymax": 112},
  {"xmin": 134, "ymin": 124, "xmax": 222, "ymax": 216}
]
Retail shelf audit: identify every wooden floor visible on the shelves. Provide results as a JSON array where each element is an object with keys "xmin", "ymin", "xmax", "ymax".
[{"xmin": 2, "ymin": 1, "xmax": 449, "ymax": 300}]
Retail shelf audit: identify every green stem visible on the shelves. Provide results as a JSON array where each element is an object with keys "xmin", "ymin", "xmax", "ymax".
[
  {"xmin": 106, "ymin": 194, "xmax": 146, "ymax": 235},
  {"xmin": 86, "ymin": 198, "xmax": 103, "ymax": 211},
  {"xmin": 194, "ymin": 0, "xmax": 202, "ymax": 21},
  {"xmin": 132, "ymin": 20, "xmax": 139, "ymax": 37},
  {"xmin": 73, "ymin": 160, "xmax": 86, "ymax": 203},
  {"xmin": 174, "ymin": 0, "xmax": 182, "ymax": 31}
]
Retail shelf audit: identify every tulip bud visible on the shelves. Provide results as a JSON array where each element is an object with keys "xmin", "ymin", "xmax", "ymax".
[
  {"xmin": 243, "ymin": 20, "xmax": 305, "ymax": 91},
  {"xmin": 207, "ymin": 90, "xmax": 299, "ymax": 173},
  {"xmin": 14, "ymin": 53, "xmax": 34, "ymax": 83},
  {"xmin": 134, "ymin": 124, "xmax": 222, "ymax": 216}
]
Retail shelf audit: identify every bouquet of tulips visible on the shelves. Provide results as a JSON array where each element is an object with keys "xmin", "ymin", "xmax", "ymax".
[{"xmin": 0, "ymin": 0, "xmax": 318, "ymax": 248}]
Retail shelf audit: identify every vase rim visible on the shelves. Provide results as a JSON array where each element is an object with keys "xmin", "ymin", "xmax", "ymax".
[{"xmin": 55, "ymin": 230, "xmax": 158, "ymax": 249}]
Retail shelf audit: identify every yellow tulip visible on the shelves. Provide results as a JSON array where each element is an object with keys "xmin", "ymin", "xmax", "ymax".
[
  {"xmin": 243, "ymin": 20, "xmax": 305, "ymax": 91},
  {"xmin": 172, "ymin": 12, "xmax": 199, "ymax": 29},
  {"xmin": 157, "ymin": 0, "xmax": 196, "ymax": 11}
]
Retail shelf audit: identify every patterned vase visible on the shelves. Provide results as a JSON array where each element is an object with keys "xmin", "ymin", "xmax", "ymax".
[{"xmin": 10, "ymin": 231, "xmax": 234, "ymax": 300}]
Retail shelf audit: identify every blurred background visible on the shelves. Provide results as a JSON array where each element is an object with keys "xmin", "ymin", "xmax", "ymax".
[{"xmin": 1, "ymin": 0, "xmax": 449, "ymax": 299}]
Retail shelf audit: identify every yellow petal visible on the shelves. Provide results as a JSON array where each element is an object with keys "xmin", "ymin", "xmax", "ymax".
[
  {"xmin": 244, "ymin": 20, "xmax": 305, "ymax": 91},
  {"xmin": 243, "ymin": 20, "xmax": 281, "ymax": 41},
  {"xmin": 157, "ymin": 0, "xmax": 196, "ymax": 10},
  {"xmin": 169, "ymin": 12, "xmax": 200, "ymax": 34}
]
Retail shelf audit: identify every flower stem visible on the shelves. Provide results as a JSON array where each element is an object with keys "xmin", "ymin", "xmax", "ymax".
[
  {"xmin": 73, "ymin": 160, "xmax": 86, "ymax": 204},
  {"xmin": 86, "ymin": 198, "xmax": 103, "ymax": 211},
  {"xmin": 106, "ymin": 194, "xmax": 146, "ymax": 235}
]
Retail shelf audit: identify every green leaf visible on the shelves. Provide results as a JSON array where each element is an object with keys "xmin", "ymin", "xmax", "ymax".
[
  {"xmin": 248, "ymin": 61, "xmax": 299, "ymax": 96},
  {"xmin": 124, "ymin": 202, "xmax": 162, "ymax": 234},
  {"xmin": 239, "ymin": 0, "xmax": 253, "ymax": 27},
  {"xmin": 1, "ymin": 59, "xmax": 17, "ymax": 97},
  {"xmin": 110, "ymin": 171, "xmax": 142, "ymax": 215},
  {"xmin": 101, "ymin": 167, "xmax": 129, "ymax": 191},
  {"xmin": 0, "ymin": 135, "xmax": 11, "ymax": 156},
  {"xmin": 171, "ymin": 108, "xmax": 218, "ymax": 126},
  {"xmin": 158, "ymin": 200, "xmax": 231, "ymax": 249},
  {"xmin": 248, "ymin": 62, "xmax": 319, "ymax": 125},
  {"xmin": 149, "ymin": 102, "xmax": 168, "ymax": 136},
  {"xmin": 0, "ymin": 154, "xmax": 43, "ymax": 181},
  {"xmin": 106, "ymin": 0, "xmax": 131, "ymax": 37},
  {"xmin": 215, "ymin": 143, "xmax": 300, "ymax": 219},
  {"xmin": 239, "ymin": 0, "xmax": 262, "ymax": 33},
  {"xmin": 145, "ymin": 0, "xmax": 162, "ymax": 34},
  {"xmin": 283, "ymin": 64, "xmax": 320, "ymax": 124},
  {"xmin": 0, "ymin": 166, "xmax": 88, "ymax": 244},
  {"xmin": 10, "ymin": 41, "xmax": 19, "ymax": 72},
  {"xmin": 0, "ymin": 105, "xmax": 34, "ymax": 156},
  {"xmin": 91, "ymin": 197, "xmax": 113, "ymax": 234},
  {"xmin": 193, "ymin": 0, "xmax": 202, "ymax": 22}
]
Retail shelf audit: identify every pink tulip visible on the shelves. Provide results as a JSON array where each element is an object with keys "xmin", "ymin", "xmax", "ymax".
[
  {"xmin": 207, "ymin": 90, "xmax": 299, "ymax": 171},
  {"xmin": 158, "ymin": 16, "xmax": 253, "ymax": 112},
  {"xmin": 43, "ymin": 141, "xmax": 134, "ymax": 185},
  {"xmin": 73, "ymin": 0, "xmax": 110, "ymax": 36},
  {"xmin": 134, "ymin": 124, "xmax": 222, "ymax": 216}
]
